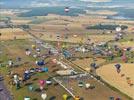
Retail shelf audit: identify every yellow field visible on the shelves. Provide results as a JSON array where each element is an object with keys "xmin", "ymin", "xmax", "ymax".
[
  {"xmin": 97, "ymin": 63, "xmax": 134, "ymax": 99},
  {"xmin": 11, "ymin": 20, "xmax": 31, "ymax": 25},
  {"xmin": 0, "ymin": 28, "xmax": 32, "ymax": 40},
  {"xmin": 119, "ymin": 41, "xmax": 134, "ymax": 48},
  {"xmin": 72, "ymin": 58, "xmax": 105, "ymax": 71}
]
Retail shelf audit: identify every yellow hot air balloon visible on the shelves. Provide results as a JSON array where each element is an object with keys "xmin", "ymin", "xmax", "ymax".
[
  {"xmin": 32, "ymin": 45, "xmax": 36, "ymax": 49},
  {"xmin": 74, "ymin": 96, "xmax": 80, "ymax": 100},
  {"xmin": 62, "ymin": 44, "xmax": 65, "ymax": 49},
  {"xmin": 63, "ymin": 94, "xmax": 68, "ymax": 100}
]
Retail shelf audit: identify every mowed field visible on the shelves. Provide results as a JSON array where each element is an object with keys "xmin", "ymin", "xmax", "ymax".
[
  {"xmin": 29, "ymin": 14, "xmax": 130, "ymax": 44},
  {"xmin": 1, "ymin": 12, "xmax": 134, "ymax": 100},
  {"xmin": 0, "ymin": 28, "xmax": 32, "ymax": 40},
  {"xmin": 59, "ymin": 75, "xmax": 128, "ymax": 100},
  {"xmin": 72, "ymin": 58, "xmax": 106, "ymax": 71},
  {"xmin": 97, "ymin": 63, "xmax": 134, "ymax": 99},
  {"xmin": 11, "ymin": 19, "xmax": 31, "ymax": 25},
  {"xmin": 30, "ymin": 29, "xmax": 115, "ymax": 44}
]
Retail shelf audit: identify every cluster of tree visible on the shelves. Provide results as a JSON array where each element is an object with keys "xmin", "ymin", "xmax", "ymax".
[
  {"xmin": 20, "ymin": 25, "xmax": 30, "ymax": 29},
  {"xmin": 86, "ymin": 24, "xmax": 128, "ymax": 30}
]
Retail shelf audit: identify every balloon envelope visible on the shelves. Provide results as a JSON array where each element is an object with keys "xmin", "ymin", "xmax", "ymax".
[
  {"xmin": 41, "ymin": 93, "xmax": 47, "ymax": 100},
  {"xmin": 116, "ymin": 27, "xmax": 121, "ymax": 32},
  {"xmin": 39, "ymin": 80, "xmax": 45, "ymax": 85},
  {"xmin": 63, "ymin": 94, "xmax": 68, "ymax": 100},
  {"xmin": 74, "ymin": 96, "xmax": 80, "ymax": 100},
  {"xmin": 24, "ymin": 97, "xmax": 30, "ymax": 100},
  {"xmin": 85, "ymin": 83, "xmax": 90, "ymax": 88},
  {"xmin": 41, "ymin": 67, "xmax": 48, "ymax": 72},
  {"xmin": 64, "ymin": 7, "xmax": 69, "ymax": 13},
  {"xmin": 32, "ymin": 45, "xmax": 36, "ymax": 49}
]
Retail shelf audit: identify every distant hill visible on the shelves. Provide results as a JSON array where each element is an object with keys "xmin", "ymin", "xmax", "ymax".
[
  {"xmin": 19, "ymin": 7, "xmax": 86, "ymax": 17},
  {"xmin": 1, "ymin": 0, "xmax": 134, "ymax": 19}
]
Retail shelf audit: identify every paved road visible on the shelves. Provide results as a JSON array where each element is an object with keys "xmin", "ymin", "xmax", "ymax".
[{"xmin": 0, "ymin": 76, "xmax": 12, "ymax": 100}]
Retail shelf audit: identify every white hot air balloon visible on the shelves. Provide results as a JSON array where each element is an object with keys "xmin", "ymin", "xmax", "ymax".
[
  {"xmin": 24, "ymin": 97, "xmax": 30, "ymax": 100},
  {"xmin": 116, "ymin": 27, "xmax": 121, "ymax": 32},
  {"xmin": 85, "ymin": 83, "xmax": 90, "ymax": 89},
  {"xmin": 41, "ymin": 93, "xmax": 47, "ymax": 100},
  {"xmin": 64, "ymin": 7, "xmax": 70, "ymax": 13}
]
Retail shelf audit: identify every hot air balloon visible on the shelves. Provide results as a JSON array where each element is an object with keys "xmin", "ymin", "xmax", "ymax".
[
  {"xmin": 39, "ymin": 80, "xmax": 45, "ymax": 86},
  {"xmin": 63, "ymin": 94, "xmax": 68, "ymax": 100},
  {"xmin": 36, "ymin": 60, "xmax": 45, "ymax": 66},
  {"xmin": 41, "ymin": 67, "xmax": 48, "ymax": 72},
  {"xmin": 24, "ymin": 71, "xmax": 30, "ymax": 81},
  {"xmin": 25, "ymin": 49, "xmax": 31, "ymax": 56},
  {"xmin": 24, "ymin": 96, "xmax": 31, "ymax": 100},
  {"xmin": 28, "ymin": 85, "xmax": 33, "ymax": 91},
  {"xmin": 8, "ymin": 59, "xmax": 13, "ymax": 67},
  {"xmin": 39, "ymin": 80, "xmax": 45, "ymax": 90},
  {"xmin": 32, "ymin": 45, "xmax": 36, "ymax": 49},
  {"xmin": 41, "ymin": 93, "xmax": 47, "ymax": 100},
  {"xmin": 85, "ymin": 83, "xmax": 90, "ymax": 89},
  {"xmin": 115, "ymin": 64, "xmax": 121, "ymax": 73},
  {"xmin": 74, "ymin": 96, "xmax": 80, "ymax": 100},
  {"xmin": 116, "ymin": 27, "xmax": 121, "ymax": 32},
  {"xmin": 64, "ymin": 7, "xmax": 70, "ymax": 13}
]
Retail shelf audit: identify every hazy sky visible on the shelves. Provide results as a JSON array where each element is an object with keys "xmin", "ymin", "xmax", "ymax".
[
  {"xmin": 80, "ymin": 0, "xmax": 112, "ymax": 2},
  {"xmin": 0, "ymin": 0, "xmax": 134, "ymax": 8}
]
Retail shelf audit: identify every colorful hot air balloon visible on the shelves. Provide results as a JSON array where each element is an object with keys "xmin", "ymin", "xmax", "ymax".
[{"xmin": 39, "ymin": 80, "xmax": 45, "ymax": 90}]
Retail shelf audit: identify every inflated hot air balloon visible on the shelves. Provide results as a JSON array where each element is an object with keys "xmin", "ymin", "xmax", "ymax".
[
  {"xmin": 116, "ymin": 27, "xmax": 121, "ymax": 32},
  {"xmin": 74, "ymin": 96, "xmax": 80, "ymax": 100},
  {"xmin": 39, "ymin": 80, "xmax": 45, "ymax": 90},
  {"xmin": 85, "ymin": 83, "xmax": 90, "ymax": 89},
  {"xmin": 63, "ymin": 94, "xmax": 68, "ymax": 100},
  {"xmin": 28, "ymin": 85, "xmax": 33, "ymax": 91},
  {"xmin": 64, "ymin": 7, "xmax": 70, "ymax": 13},
  {"xmin": 32, "ymin": 45, "xmax": 36, "ymax": 49},
  {"xmin": 39, "ymin": 80, "xmax": 45, "ymax": 86},
  {"xmin": 24, "ymin": 96, "xmax": 30, "ymax": 100},
  {"xmin": 41, "ymin": 93, "xmax": 47, "ymax": 100},
  {"xmin": 36, "ymin": 60, "xmax": 45, "ymax": 66},
  {"xmin": 41, "ymin": 67, "xmax": 48, "ymax": 72},
  {"xmin": 115, "ymin": 64, "xmax": 121, "ymax": 73}
]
